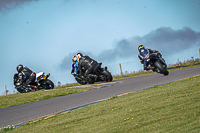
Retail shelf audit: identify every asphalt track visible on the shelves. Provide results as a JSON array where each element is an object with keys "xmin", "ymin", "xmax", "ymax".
[{"xmin": 0, "ymin": 67, "xmax": 200, "ymax": 128}]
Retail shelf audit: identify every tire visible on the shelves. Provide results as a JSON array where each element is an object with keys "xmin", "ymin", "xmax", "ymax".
[
  {"xmin": 75, "ymin": 77, "xmax": 87, "ymax": 85},
  {"xmin": 40, "ymin": 79, "xmax": 54, "ymax": 90},
  {"xmin": 154, "ymin": 61, "xmax": 169, "ymax": 76},
  {"xmin": 101, "ymin": 70, "xmax": 113, "ymax": 82},
  {"xmin": 16, "ymin": 87, "xmax": 26, "ymax": 93}
]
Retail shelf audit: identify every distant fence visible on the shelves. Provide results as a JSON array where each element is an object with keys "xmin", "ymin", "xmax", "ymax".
[{"xmin": 1, "ymin": 48, "xmax": 200, "ymax": 96}]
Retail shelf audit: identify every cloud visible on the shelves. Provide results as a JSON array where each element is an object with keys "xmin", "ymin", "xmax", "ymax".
[
  {"xmin": 59, "ymin": 27, "xmax": 200, "ymax": 71},
  {"xmin": 0, "ymin": 0, "xmax": 38, "ymax": 11},
  {"xmin": 142, "ymin": 27, "xmax": 200, "ymax": 51}
]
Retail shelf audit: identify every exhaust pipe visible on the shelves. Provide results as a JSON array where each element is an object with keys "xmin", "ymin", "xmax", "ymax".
[
  {"xmin": 46, "ymin": 73, "xmax": 50, "ymax": 79},
  {"xmin": 105, "ymin": 66, "xmax": 107, "ymax": 71}
]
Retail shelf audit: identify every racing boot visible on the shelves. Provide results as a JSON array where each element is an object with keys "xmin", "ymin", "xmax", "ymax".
[
  {"xmin": 32, "ymin": 85, "xmax": 37, "ymax": 91},
  {"xmin": 87, "ymin": 74, "xmax": 98, "ymax": 82},
  {"xmin": 25, "ymin": 84, "xmax": 37, "ymax": 92},
  {"xmin": 90, "ymin": 74, "xmax": 98, "ymax": 81}
]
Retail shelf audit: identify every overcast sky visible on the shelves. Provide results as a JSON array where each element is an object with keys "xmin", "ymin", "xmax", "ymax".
[{"xmin": 0, "ymin": 0, "xmax": 200, "ymax": 87}]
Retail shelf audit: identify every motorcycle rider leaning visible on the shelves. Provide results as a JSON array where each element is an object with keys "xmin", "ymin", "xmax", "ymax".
[
  {"xmin": 76, "ymin": 53, "xmax": 98, "ymax": 83},
  {"xmin": 138, "ymin": 45, "xmax": 162, "ymax": 71},
  {"xmin": 71, "ymin": 55, "xmax": 79, "ymax": 75},
  {"xmin": 16, "ymin": 64, "xmax": 37, "ymax": 90}
]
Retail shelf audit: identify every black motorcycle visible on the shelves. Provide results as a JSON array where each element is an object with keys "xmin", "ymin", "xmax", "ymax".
[
  {"xmin": 74, "ymin": 63, "xmax": 113, "ymax": 84},
  {"xmin": 140, "ymin": 49, "xmax": 169, "ymax": 76},
  {"xmin": 14, "ymin": 72, "xmax": 54, "ymax": 93}
]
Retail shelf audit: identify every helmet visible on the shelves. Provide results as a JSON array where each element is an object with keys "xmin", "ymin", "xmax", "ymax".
[
  {"xmin": 138, "ymin": 45, "xmax": 145, "ymax": 52},
  {"xmin": 76, "ymin": 53, "xmax": 83, "ymax": 60},
  {"xmin": 72, "ymin": 56, "xmax": 77, "ymax": 63},
  {"xmin": 17, "ymin": 64, "xmax": 23, "ymax": 72}
]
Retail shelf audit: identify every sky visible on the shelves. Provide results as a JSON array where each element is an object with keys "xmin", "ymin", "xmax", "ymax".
[{"xmin": 0, "ymin": 0, "xmax": 200, "ymax": 91}]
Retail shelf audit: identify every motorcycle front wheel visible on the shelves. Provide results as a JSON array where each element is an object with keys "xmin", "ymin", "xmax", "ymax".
[
  {"xmin": 16, "ymin": 87, "xmax": 26, "ymax": 93},
  {"xmin": 75, "ymin": 75, "xmax": 87, "ymax": 85},
  {"xmin": 154, "ymin": 61, "xmax": 169, "ymax": 76}
]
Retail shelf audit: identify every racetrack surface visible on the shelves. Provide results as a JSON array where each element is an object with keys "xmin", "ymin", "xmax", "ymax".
[{"xmin": 0, "ymin": 67, "xmax": 200, "ymax": 128}]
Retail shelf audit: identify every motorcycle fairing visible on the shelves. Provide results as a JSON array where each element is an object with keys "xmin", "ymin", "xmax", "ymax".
[
  {"xmin": 36, "ymin": 72, "xmax": 46, "ymax": 80},
  {"xmin": 93, "ymin": 63, "xmax": 102, "ymax": 73},
  {"xmin": 36, "ymin": 72, "xmax": 44, "ymax": 78}
]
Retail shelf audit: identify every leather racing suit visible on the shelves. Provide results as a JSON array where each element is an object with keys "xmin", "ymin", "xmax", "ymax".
[
  {"xmin": 71, "ymin": 60, "xmax": 79, "ymax": 75},
  {"xmin": 78, "ymin": 56, "xmax": 98, "ymax": 82},
  {"xmin": 18, "ymin": 67, "xmax": 36, "ymax": 88}
]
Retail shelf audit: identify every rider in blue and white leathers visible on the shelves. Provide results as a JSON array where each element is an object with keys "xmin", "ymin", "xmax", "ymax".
[
  {"xmin": 138, "ymin": 45, "xmax": 162, "ymax": 70},
  {"xmin": 71, "ymin": 56, "xmax": 79, "ymax": 75}
]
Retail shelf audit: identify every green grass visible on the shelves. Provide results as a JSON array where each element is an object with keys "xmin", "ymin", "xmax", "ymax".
[
  {"xmin": 0, "ymin": 83, "xmax": 90, "ymax": 109},
  {"xmin": 2, "ymin": 74, "xmax": 200, "ymax": 132}
]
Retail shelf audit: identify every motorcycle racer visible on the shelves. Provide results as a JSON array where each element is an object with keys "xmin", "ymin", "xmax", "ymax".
[
  {"xmin": 16, "ymin": 64, "xmax": 37, "ymax": 90},
  {"xmin": 76, "ymin": 53, "xmax": 98, "ymax": 82},
  {"xmin": 138, "ymin": 45, "xmax": 162, "ymax": 70}
]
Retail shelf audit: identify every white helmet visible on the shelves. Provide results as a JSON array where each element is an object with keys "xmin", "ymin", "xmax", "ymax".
[{"xmin": 72, "ymin": 56, "xmax": 77, "ymax": 63}]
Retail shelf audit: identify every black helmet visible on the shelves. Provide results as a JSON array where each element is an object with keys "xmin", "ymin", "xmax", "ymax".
[
  {"xmin": 138, "ymin": 45, "xmax": 145, "ymax": 52},
  {"xmin": 17, "ymin": 64, "xmax": 23, "ymax": 72}
]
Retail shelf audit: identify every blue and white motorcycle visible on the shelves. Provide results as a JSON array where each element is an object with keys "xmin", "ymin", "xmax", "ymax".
[{"xmin": 140, "ymin": 49, "xmax": 169, "ymax": 76}]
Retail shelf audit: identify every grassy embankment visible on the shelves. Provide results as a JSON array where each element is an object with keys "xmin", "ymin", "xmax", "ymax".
[{"xmin": 1, "ymin": 72, "xmax": 200, "ymax": 132}]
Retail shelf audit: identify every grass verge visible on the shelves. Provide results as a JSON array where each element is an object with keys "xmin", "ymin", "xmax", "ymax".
[
  {"xmin": 2, "ymin": 74, "xmax": 200, "ymax": 132},
  {"xmin": 0, "ymin": 83, "xmax": 89, "ymax": 109}
]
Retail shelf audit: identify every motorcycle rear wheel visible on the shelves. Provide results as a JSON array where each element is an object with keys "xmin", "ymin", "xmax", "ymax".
[
  {"xmin": 40, "ymin": 79, "xmax": 54, "ymax": 90},
  {"xmin": 101, "ymin": 70, "xmax": 113, "ymax": 82},
  {"xmin": 154, "ymin": 61, "xmax": 169, "ymax": 76}
]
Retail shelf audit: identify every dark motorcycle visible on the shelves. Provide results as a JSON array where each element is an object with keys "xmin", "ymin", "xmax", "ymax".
[
  {"xmin": 14, "ymin": 72, "xmax": 54, "ymax": 93},
  {"xmin": 74, "ymin": 63, "xmax": 113, "ymax": 84},
  {"xmin": 141, "ymin": 49, "xmax": 169, "ymax": 76}
]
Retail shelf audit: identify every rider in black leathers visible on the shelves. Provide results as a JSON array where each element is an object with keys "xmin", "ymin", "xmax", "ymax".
[
  {"xmin": 138, "ymin": 45, "xmax": 162, "ymax": 70},
  {"xmin": 16, "ymin": 64, "xmax": 36, "ymax": 90},
  {"xmin": 76, "ymin": 53, "xmax": 98, "ymax": 83}
]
